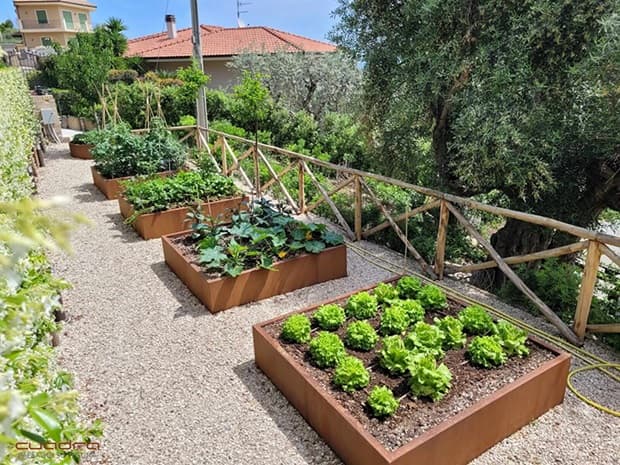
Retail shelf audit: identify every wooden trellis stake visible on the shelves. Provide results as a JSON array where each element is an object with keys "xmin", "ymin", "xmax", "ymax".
[
  {"xmin": 435, "ymin": 200, "xmax": 450, "ymax": 279},
  {"xmin": 573, "ymin": 240, "xmax": 602, "ymax": 340}
]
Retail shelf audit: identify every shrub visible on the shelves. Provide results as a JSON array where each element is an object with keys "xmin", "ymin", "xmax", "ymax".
[
  {"xmin": 378, "ymin": 336, "xmax": 411, "ymax": 375},
  {"xmin": 458, "ymin": 305, "xmax": 496, "ymax": 335},
  {"xmin": 345, "ymin": 291, "xmax": 378, "ymax": 319},
  {"xmin": 280, "ymin": 314, "xmax": 311, "ymax": 344},
  {"xmin": 313, "ymin": 304, "xmax": 346, "ymax": 331},
  {"xmin": 344, "ymin": 320, "xmax": 379, "ymax": 351},
  {"xmin": 407, "ymin": 353, "xmax": 452, "ymax": 401},
  {"xmin": 495, "ymin": 320, "xmax": 529, "ymax": 357},
  {"xmin": 309, "ymin": 332, "xmax": 346, "ymax": 368},
  {"xmin": 396, "ymin": 276, "xmax": 423, "ymax": 298},
  {"xmin": 108, "ymin": 68, "xmax": 138, "ymax": 84},
  {"xmin": 404, "ymin": 322, "xmax": 445, "ymax": 359},
  {"xmin": 367, "ymin": 386, "xmax": 399, "ymax": 418},
  {"xmin": 392, "ymin": 299, "xmax": 425, "ymax": 324},
  {"xmin": 434, "ymin": 316, "xmax": 466, "ymax": 349},
  {"xmin": 373, "ymin": 282, "xmax": 399, "ymax": 304},
  {"xmin": 418, "ymin": 284, "xmax": 448, "ymax": 309},
  {"xmin": 468, "ymin": 336, "xmax": 507, "ymax": 368},
  {"xmin": 333, "ymin": 356, "xmax": 370, "ymax": 392},
  {"xmin": 380, "ymin": 305, "xmax": 410, "ymax": 335}
]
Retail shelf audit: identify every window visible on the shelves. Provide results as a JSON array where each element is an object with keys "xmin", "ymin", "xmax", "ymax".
[
  {"xmin": 36, "ymin": 10, "xmax": 48, "ymax": 24},
  {"xmin": 62, "ymin": 11, "xmax": 74, "ymax": 30},
  {"xmin": 41, "ymin": 37, "xmax": 52, "ymax": 46},
  {"xmin": 78, "ymin": 13, "xmax": 88, "ymax": 32}
]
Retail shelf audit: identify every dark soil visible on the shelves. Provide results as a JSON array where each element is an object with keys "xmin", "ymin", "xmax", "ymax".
[{"xmin": 263, "ymin": 294, "xmax": 557, "ymax": 452}]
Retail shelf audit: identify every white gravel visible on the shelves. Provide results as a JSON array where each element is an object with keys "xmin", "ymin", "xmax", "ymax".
[{"xmin": 39, "ymin": 143, "xmax": 619, "ymax": 465}]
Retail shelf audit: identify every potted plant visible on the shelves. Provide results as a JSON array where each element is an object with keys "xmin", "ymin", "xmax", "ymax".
[
  {"xmin": 119, "ymin": 169, "xmax": 246, "ymax": 239},
  {"xmin": 162, "ymin": 199, "xmax": 348, "ymax": 312},
  {"xmin": 69, "ymin": 132, "xmax": 95, "ymax": 159},
  {"xmin": 253, "ymin": 277, "xmax": 570, "ymax": 465},
  {"xmin": 91, "ymin": 118, "xmax": 186, "ymax": 200}
]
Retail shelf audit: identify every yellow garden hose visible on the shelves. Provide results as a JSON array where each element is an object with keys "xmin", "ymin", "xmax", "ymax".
[{"xmin": 344, "ymin": 240, "xmax": 620, "ymax": 416}]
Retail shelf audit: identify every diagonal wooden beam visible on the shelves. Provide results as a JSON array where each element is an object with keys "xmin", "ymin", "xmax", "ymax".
[
  {"xmin": 600, "ymin": 243, "xmax": 620, "ymax": 268},
  {"xmin": 362, "ymin": 200, "xmax": 441, "ymax": 238},
  {"xmin": 223, "ymin": 138, "xmax": 253, "ymax": 189},
  {"xmin": 306, "ymin": 177, "xmax": 355, "ymax": 213},
  {"xmin": 262, "ymin": 160, "xmax": 297, "ymax": 191},
  {"xmin": 256, "ymin": 148, "xmax": 298, "ymax": 211}
]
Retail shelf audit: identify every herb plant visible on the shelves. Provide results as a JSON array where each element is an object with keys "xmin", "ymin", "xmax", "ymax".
[
  {"xmin": 379, "ymin": 336, "xmax": 411, "ymax": 375},
  {"xmin": 313, "ymin": 304, "xmax": 346, "ymax": 331},
  {"xmin": 467, "ymin": 336, "xmax": 507, "ymax": 368},
  {"xmin": 396, "ymin": 276, "xmax": 423, "ymax": 298},
  {"xmin": 373, "ymin": 282, "xmax": 399, "ymax": 303},
  {"xmin": 458, "ymin": 305, "xmax": 497, "ymax": 335},
  {"xmin": 495, "ymin": 320, "xmax": 529, "ymax": 357},
  {"xmin": 404, "ymin": 322, "xmax": 445, "ymax": 359},
  {"xmin": 280, "ymin": 314, "xmax": 311, "ymax": 344},
  {"xmin": 434, "ymin": 316, "xmax": 466, "ymax": 349},
  {"xmin": 345, "ymin": 291, "xmax": 378, "ymax": 319},
  {"xmin": 418, "ymin": 284, "xmax": 448, "ymax": 309},
  {"xmin": 345, "ymin": 320, "xmax": 379, "ymax": 351},
  {"xmin": 333, "ymin": 356, "xmax": 371, "ymax": 392},
  {"xmin": 408, "ymin": 353, "xmax": 452, "ymax": 401},
  {"xmin": 309, "ymin": 332, "xmax": 346, "ymax": 368},
  {"xmin": 380, "ymin": 304, "xmax": 410, "ymax": 335},
  {"xmin": 367, "ymin": 386, "xmax": 399, "ymax": 418}
]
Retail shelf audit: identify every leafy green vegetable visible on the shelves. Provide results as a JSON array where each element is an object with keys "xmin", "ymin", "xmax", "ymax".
[
  {"xmin": 378, "ymin": 336, "xmax": 411, "ymax": 375},
  {"xmin": 280, "ymin": 314, "xmax": 312, "ymax": 344},
  {"xmin": 309, "ymin": 332, "xmax": 346, "ymax": 368},
  {"xmin": 313, "ymin": 304, "xmax": 346, "ymax": 331},
  {"xmin": 408, "ymin": 353, "xmax": 452, "ymax": 401},
  {"xmin": 380, "ymin": 304, "xmax": 410, "ymax": 335},
  {"xmin": 396, "ymin": 276, "xmax": 423, "ymax": 298},
  {"xmin": 468, "ymin": 336, "xmax": 507, "ymax": 368},
  {"xmin": 404, "ymin": 322, "xmax": 445, "ymax": 359},
  {"xmin": 333, "ymin": 356, "xmax": 370, "ymax": 392},
  {"xmin": 458, "ymin": 305, "xmax": 497, "ymax": 335},
  {"xmin": 495, "ymin": 320, "xmax": 529, "ymax": 357},
  {"xmin": 373, "ymin": 282, "xmax": 399, "ymax": 304},
  {"xmin": 345, "ymin": 291, "xmax": 378, "ymax": 319},
  {"xmin": 345, "ymin": 320, "xmax": 379, "ymax": 351},
  {"xmin": 367, "ymin": 385, "xmax": 399, "ymax": 418},
  {"xmin": 434, "ymin": 316, "xmax": 466, "ymax": 349},
  {"xmin": 418, "ymin": 284, "xmax": 448, "ymax": 309},
  {"xmin": 392, "ymin": 299, "xmax": 425, "ymax": 324}
]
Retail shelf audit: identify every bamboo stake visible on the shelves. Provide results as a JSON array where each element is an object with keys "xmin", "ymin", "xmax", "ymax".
[
  {"xmin": 252, "ymin": 146, "xmax": 261, "ymax": 196},
  {"xmin": 435, "ymin": 200, "xmax": 450, "ymax": 279},
  {"xmin": 362, "ymin": 200, "xmax": 441, "ymax": 238},
  {"xmin": 445, "ymin": 202, "xmax": 581, "ymax": 345},
  {"xmin": 256, "ymin": 148, "xmax": 298, "ymax": 210},
  {"xmin": 220, "ymin": 136, "xmax": 227, "ymax": 175},
  {"xmin": 302, "ymin": 161, "xmax": 355, "ymax": 239},
  {"xmin": 354, "ymin": 176, "xmax": 362, "ymax": 241},
  {"xmin": 298, "ymin": 161, "xmax": 305, "ymax": 214},
  {"xmin": 306, "ymin": 177, "xmax": 354, "ymax": 213},
  {"xmin": 574, "ymin": 240, "xmax": 602, "ymax": 341},
  {"xmin": 360, "ymin": 179, "xmax": 436, "ymax": 278},
  {"xmin": 445, "ymin": 241, "xmax": 590, "ymax": 274}
]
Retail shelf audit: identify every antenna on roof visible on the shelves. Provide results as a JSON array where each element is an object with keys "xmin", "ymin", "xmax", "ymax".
[{"xmin": 237, "ymin": 0, "xmax": 251, "ymax": 27}]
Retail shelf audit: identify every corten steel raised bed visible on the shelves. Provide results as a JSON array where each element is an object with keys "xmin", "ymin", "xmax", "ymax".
[
  {"xmin": 118, "ymin": 195, "xmax": 248, "ymax": 240},
  {"xmin": 69, "ymin": 142, "xmax": 94, "ymax": 160},
  {"xmin": 252, "ymin": 282, "xmax": 571, "ymax": 465},
  {"xmin": 161, "ymin": 230, "xmax": 348, "ymax": 313},
  {"xmin": 91, "ymin": 166, "xmax": 176, "ymax": 200}
]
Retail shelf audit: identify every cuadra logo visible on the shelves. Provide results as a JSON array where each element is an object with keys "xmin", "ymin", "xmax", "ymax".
[{"xmin": 15, "ymin": 442, "xmax": 100, "ymax": 451}]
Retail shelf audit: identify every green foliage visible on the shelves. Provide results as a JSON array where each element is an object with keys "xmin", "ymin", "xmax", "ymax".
[
  {"xmin": 333, "ymin": 356, "xmax": 370, "ymax": 392},
  {"xmin": 495, "ymin": 320, "xmax": 529, "ymax": 357},
  {"xmin": 392, "ymin": 299, "xmax": 425, "ymax": 324},
  {"xmin": 396, "ymin": 276, "xmax": 423, "ymax": 299},
  {"xmin": 366, "ymin": 385, "xmax": 399, "ymax": 418},
  {"xmin": 434, "ymin": 316, "xmax": 466, "ymax": 349},
  {"xmin": 313, "ymin": 304, "xmax": 346, "ymax": 331},
  {"xmin": 418, "ymin": 285, "xmax": 448, "ymax": 310},
  {"xmin": 458, "ymin": 305, "xmax": 497, "ymax": 336},
  {"xmin": 345, "ymin": 291, "xmax": 378, "ymax": 319},
  {"xmin": 232, "ymin": 71, "xmax": 271, "ymax": 137},
  {"xmin": 344, "ymin": 320, "xmax": 379, "ymax": 351},
  {"xmin": 407, "ymin": 353, "xmax": 452, "ymax": 402},
  {"xmin": 380, "ymin": 305, "xmax": 410, "ymax": 335},
  {"xmin": 404, "ymin": 322, "xmax": 445, "ymax": 359},
  {"xmin": 309, "ymin": 332, "xmax": 346, "ymax": 368},
  {"xmin": 468, "ymin": 336, "xmax": 508, "ymax": 368},
  {"xmin": 280, "ymin": 314, "xmax": 312, "ymax": 344},
  {"xmin": 108, "ymin": 68, "xmax": 138, "ymax": 84},
  {"xmin": 378, "ymin": 336, "xmax": 410, "ymax": 375},
  {"xmin": 121, "ymin": 171, "xmax": 237, "ymax": 216},
  {"xmin": 373, "ymin": 282, "xmax": 399, "ymax": 304}
]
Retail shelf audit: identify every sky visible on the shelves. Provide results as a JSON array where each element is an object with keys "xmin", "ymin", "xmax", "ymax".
[{"xmin": 1, "ymin": 0, "xmax": 341, "ymax": 42}]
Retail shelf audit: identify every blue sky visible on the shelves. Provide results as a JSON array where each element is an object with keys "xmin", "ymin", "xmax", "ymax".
[{"xmin": 1, "ymin": 0, "xmax": 341, "ymax": 42}]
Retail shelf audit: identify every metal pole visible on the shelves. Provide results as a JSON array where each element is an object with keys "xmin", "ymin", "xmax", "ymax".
[{"xmin": 190, "ymin": 0, "xmax": 208, "ymax": 131}]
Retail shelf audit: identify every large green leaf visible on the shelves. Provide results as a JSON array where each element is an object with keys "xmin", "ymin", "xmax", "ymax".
[
  {"xmin": 199, "ymin": 246, "xmax": 227, "ymax": 266},
  {"xmin": 305, "ymin": 241, "xmax": 326, "ymax": 254},
  {"xmin": 29, "ymin": 407, "xmax": 62, "ymax": 442}
]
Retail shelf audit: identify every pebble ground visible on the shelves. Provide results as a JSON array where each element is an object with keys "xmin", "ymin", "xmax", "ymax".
[{"xmin": 39, "ymin": 144, "xmax": 619, "ymax": 465}]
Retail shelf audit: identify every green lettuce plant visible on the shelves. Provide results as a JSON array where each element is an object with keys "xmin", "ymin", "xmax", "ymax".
[
  {"xmin": 313, "ymin": 304, "xmax": 346, "ymax": 330},
  {"xmin": 458, "ymin": 305, "xmax": 497, "ymax": 335},
  {"xmin": 495, "ymin": 320, "xmax": 529, "ymax": 357},
  {"xmin": 434, "ymin": 316, "xmax": 466, "ymax": 349},
  {"xmin": 468, "ymin": 336, "xmax": 507, "ymax": 368},
  {"xmin": 333, "ymin": 356, "xmax": 370, "ymax": 392},
  {"xmin": 309, "ymin": 332, "xmax": 346, "ymax": 368},
  {"xmin": 393, "ymin": 299, "xmax": 425, "ymax": 324},
  {"xmin": 408, "ymin": 353, "xmax": 452, "ymax": 401},
  {"xmin": 367, "ymin": 385, "xmax": 399, "ymax": 418},
  {"xmin": 404, "ymin": 322, "xmax": 445, "ymax": 359},
  {"xmin": 378, "ymin": 336, "xmax": 411, "ymax": 375},
  {"xmin": 280, "ymin": 314, "xmax": 312, "ymax": 343},
  {"xmin": 380, "ymin": 304, "xmax": 410, "ymax": 335},
  {"xmin": 396, "ymin": 276, "xmax": 423, "ymax": 298},
  {"xmin": 418, "ymin": 284, "xmax": 448, "ymax": 309},
  {"xmin": 373, "ymin": 282, "xmax": 399, "ymax": 303},
  {"xmin": 345, "ymin": 291, "xmax": 378, "ymax": 319},
  {"xmin": 344, "ymin": 321, "xmax": 379, "ymax": 351}
]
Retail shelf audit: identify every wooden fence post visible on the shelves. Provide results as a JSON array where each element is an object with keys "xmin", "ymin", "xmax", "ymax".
[
  {"xmin": 435, "ymin": 200, "xmax": 450, "ymax": 279},
  {"xmin": 354, "ymin": 176, "xmax": 362, "ymax": 241},
  {"xmin": 298, "ymin": 160, "xmax": 305, "ymax": 214},
  {"xmin": 573, "ymin": 240, "xmax": 602, "ymax": 341},
  {"xmin": 252, "ymin": 145, "xmax": 261, "ymax": 197},
  {"xmin": 220, "ymin": 136, "xmax": 227, "ymax": 175}
]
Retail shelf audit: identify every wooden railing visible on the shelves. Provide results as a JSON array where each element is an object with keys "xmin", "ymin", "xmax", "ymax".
[{"xmin": 161, "ymin": 125, "xmax": 620, "ymax": 346}]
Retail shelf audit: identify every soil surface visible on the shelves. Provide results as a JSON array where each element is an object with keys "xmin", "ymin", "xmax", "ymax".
[{"xmin": 264, "ymin": 292, "xmax": 557, "ymax": 452}]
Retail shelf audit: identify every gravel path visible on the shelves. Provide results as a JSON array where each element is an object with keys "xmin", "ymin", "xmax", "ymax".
[{"xmin": 39, "ymin": 144, "xmax": 619, "ymax": 465}]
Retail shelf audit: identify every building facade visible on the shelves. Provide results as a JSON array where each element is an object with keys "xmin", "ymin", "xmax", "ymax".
[{"xmin": 13, "ymin": 0, "xmax": 96, "ymax": 48}]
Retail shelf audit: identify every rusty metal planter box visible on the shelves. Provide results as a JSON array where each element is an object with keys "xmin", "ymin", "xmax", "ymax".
[
  {"xmin": 91, "ymin": 167, "xmax": 175, "ymax": 200},
  {"xmin": 118, "ymin": 196, "xmax": 247, "ymax": 240},
  {"xmin": 252, "ymin": 285, "xmax": 570, "ymax": 465},
  {"xmin": 162, "ymin": 231, "xmax": 348, "ymax": 313},
  {"xmin": 69, "ymin": 142, "xmax": 93, "ymax": 159}
]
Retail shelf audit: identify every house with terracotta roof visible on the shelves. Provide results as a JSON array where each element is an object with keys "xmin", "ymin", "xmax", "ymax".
[{"xmin": 126, "ymin": 15, "xmax": 337, "ymax": 89}]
